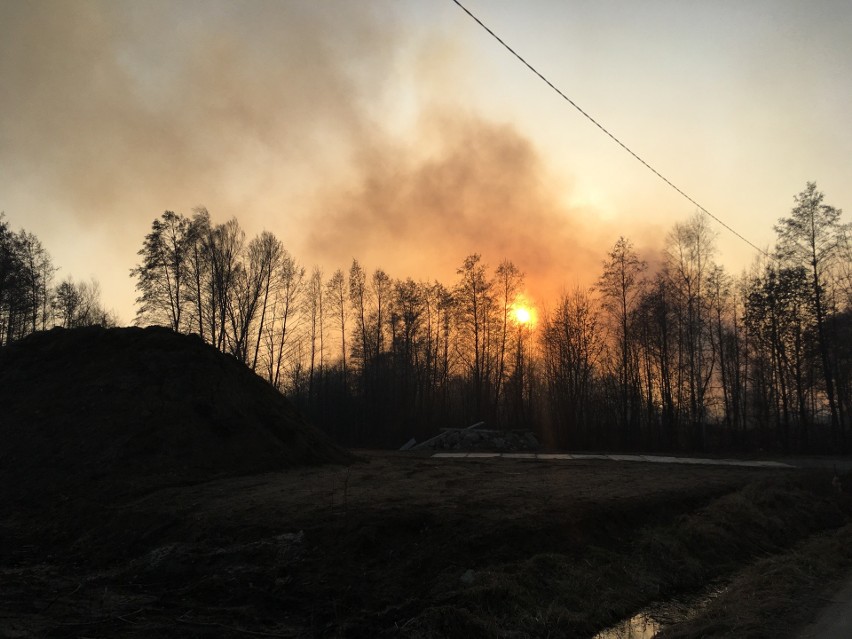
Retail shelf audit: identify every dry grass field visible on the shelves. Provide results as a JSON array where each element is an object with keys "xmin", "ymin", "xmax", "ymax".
[{"xmin": 4, "ymin": 452, "xmax": 852, "ymax": 638}]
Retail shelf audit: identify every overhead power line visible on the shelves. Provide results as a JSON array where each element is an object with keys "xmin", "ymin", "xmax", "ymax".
[{"xmin": 450, "ymin": 0, "xmax": 769, "ymax": 257}]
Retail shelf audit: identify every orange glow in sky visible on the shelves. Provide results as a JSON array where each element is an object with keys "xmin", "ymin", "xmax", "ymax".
[{"xmin": 1, "ymin": 1, "xmax": 850, "ymax": 322}]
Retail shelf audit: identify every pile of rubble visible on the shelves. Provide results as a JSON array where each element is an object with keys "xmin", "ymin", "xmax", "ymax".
[{"xmin": 408, "ymin": 423, "xmax": 540, "ymax": 452}]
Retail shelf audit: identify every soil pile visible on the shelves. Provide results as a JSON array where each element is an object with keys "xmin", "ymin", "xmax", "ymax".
[{"xmin": 0, "ymin": 325, "xmax": 352, "ymax": 507}]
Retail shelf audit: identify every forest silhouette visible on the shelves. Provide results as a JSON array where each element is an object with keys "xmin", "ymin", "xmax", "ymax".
[{"xmin": 2, "ymin": 181, "xmax": 850, "ymax": 454}]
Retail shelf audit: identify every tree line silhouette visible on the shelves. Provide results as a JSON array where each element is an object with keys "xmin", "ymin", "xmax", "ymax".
[
  {"xmin": 0, "ymin": 213, "xmax": 114, "ymax": 344},
  {"xmin": 2, "ymin": 183, "xmax": 850, "ymax": 453}
]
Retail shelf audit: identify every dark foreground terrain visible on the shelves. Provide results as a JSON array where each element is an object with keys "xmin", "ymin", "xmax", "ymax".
[
  {"xmin": 3, "ymin": 327, "xmax": 852, "ymax": 637},
  {"xmin": 4, "ymin": 452, "xmax": 852, "ymax": 638}
]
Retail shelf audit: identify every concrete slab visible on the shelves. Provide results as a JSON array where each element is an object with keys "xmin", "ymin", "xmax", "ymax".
[
  {"xmin": 642, "ymin": 456, "xmax": 681, "ymax": 464},
  {"xmin": 708, "ymin": 459, "xmax": 765, "ymax": 468},
  {"xmin": 428, "ymin": 452, "xmax": 798, "ymax": 469},
  {"xmin": 744, "ymin": 460, "xmax": 795, "ymax": 468}
]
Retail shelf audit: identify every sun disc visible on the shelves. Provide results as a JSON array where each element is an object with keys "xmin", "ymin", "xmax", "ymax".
[{"xmin": 514, "ymin": 306, "xmax": 531, "ymax": 324}]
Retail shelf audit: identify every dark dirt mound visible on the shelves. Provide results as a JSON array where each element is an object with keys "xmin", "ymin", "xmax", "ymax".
[{"xmin": 0, "ymin": 325, "xmax": 352, "ymax": 508}]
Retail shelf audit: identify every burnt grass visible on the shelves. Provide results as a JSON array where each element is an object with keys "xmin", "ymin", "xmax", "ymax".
[{"xmin": 3, "ymin": 327, "xmax": 852, "ymax": 637}]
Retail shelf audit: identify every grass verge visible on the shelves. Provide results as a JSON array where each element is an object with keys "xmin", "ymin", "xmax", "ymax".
[
  {"xmin": 399, "ymin": 470, "xmax": 852, "ymax": 638},
  {"xmin": 660, "ymin": 522, "xmax": 852, "ymax": 638}
]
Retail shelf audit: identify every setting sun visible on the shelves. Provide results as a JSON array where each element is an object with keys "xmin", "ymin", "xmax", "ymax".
[{"xmin": 513, "ymin": 306, "xmax": 532, "ymax": 325}]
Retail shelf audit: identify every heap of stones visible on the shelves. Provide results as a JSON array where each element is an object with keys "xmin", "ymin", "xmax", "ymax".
[{"xmin": 409, "ymin": 423, "xmax": 540, "ymax": 452}]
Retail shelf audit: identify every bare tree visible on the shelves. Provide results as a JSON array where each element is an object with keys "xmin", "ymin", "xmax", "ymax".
[
  {"xmin": 53, "ymin": 277, "xmax": 115, "ymax": 328},
  {"xmin": 540, "ymin": 287, "xmax": 604, "ymax": 447},
  {"xmin": 1, "ymin": 215, "xmax": 56, "ymax": 343},
  {"xmin": 665, "ymin": 212, "xmax": 717, "ymax": 449},
  {"xmin": 227, "ymin": 231, "xmax": 281, "ymax": 366},
  {"xmin": 745, "ymin": 264, "xmax": 813, "ymax": 451},
  {"xmin": 305, "ymin": 266, "xmax": 325, "ymax": 400},
  {"xmin": 185, "ymin": 208, "xmax": 212, "ymax": 339},
  {"xmin": 597, "ymin": 236, "xmax": 646, "ymax": 446},
  {"xmin": 0, "ymin": 213, "xmax": 17, "ymax": 343},
  {"xmin": 390, "ymin": 277, "xmax": 425, "ymax": 416},
  {"xmin": 454, "ymin": 254, "xmax": 494, "ymax": 420},
  {"xmin": 326, "ymin": 268, "xmax": 348, "ymax": 387},
  {"xmin": 372, "ymin": 268, "xmax": 391, "ymax": 360},
  {"xmin": 205, "ymin": 218, "xmax": 244, "ymax": 352},
  {"xmin": 16, "ymin": 231, "xmax": 54, "ymax": 332},
  {"xmin": 775, "ymin": 182, "xmax": 849, "ymax": 447},
  {"xmin": 53, "ymin": 278, "xmax": 80, "ymax": 329},
  {"xmin": 249, "ymin": 231, "xmax": 284, "ymax": 371},
  {"xmin": 349, "ymin": 259, "xmax": 371, "ymax": 374},
  {"xmin": 131, "ymin": 211, "xmax": 192, "ymax": 330},
  {"xmin": 634, "ymin": 271, "xmax": 680, "ymax": 448},
  {"xmin": 494, "ymin": 259, "xmax": 524, "ymax": 420},
  {"xmin": 264, "ymin": 248, "xmax": 305, "ymax": 389}
]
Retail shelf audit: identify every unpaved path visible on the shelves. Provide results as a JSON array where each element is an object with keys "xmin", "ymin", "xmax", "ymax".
[
  {"xmin": 798, "ymin": 571, "xmax": 852, "ymax": 638},
  {"xmin": 433, "ymin": 451, "xmax": 795, "ymax": 468}
]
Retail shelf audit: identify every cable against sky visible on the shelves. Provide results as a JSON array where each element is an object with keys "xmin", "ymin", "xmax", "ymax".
[{"xmin": 450, "ymin": 0, "xmax": 769, "ymax": 257}]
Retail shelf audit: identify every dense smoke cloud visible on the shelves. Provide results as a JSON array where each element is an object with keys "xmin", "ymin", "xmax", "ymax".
[
  {"xmin": 308, "ymin": 111, "xmax": 609, "ymax": 298},
  {"xmin": 1, "ymin": 1, "xmax": 614, "ymax": 317},
  {"xmin": 0, "ymin": 1, "xmax": 391, "ymax": 217}
]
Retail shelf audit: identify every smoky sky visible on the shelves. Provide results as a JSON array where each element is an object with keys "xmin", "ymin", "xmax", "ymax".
[
  {"xmin": 1, "ymin": 1, "xmax": 391, "ymax": 213},
  {"xmin": 2, "ymin": 1, "xmax": 622, "ymax": 318},
  {"xmin": 307, "ymin": 111, "xmax": 609, "ymax": 297}
]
